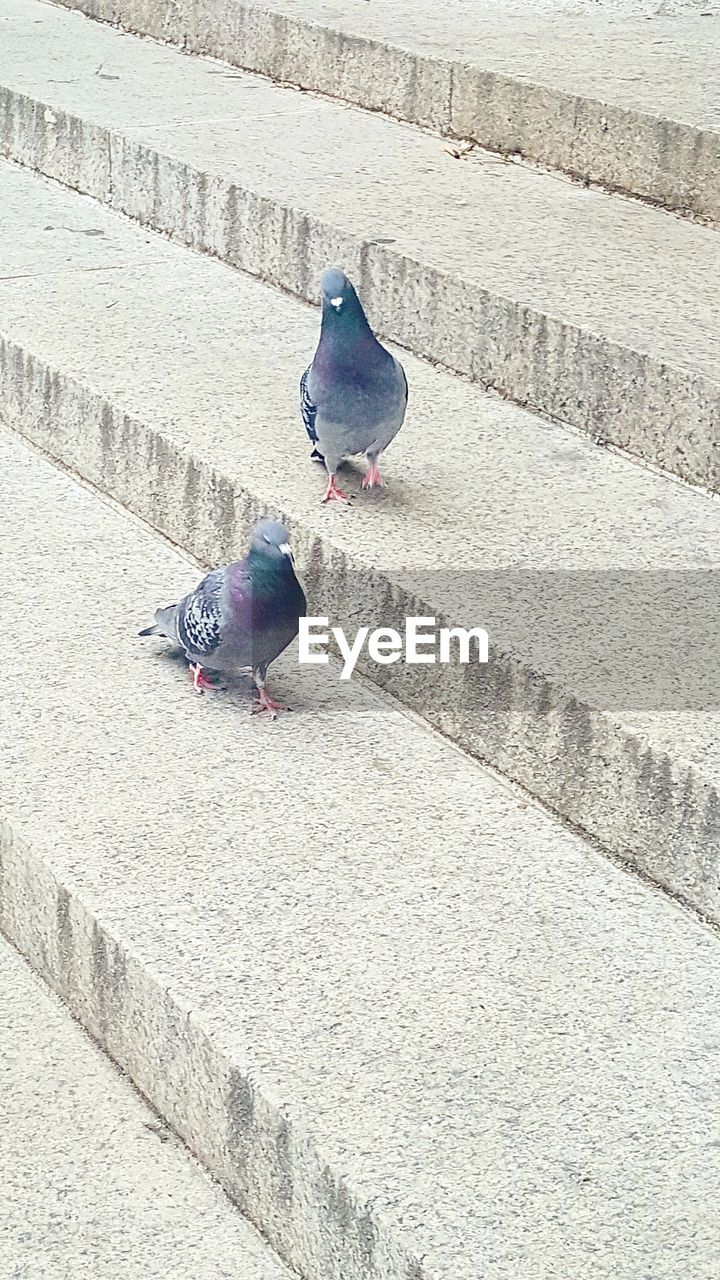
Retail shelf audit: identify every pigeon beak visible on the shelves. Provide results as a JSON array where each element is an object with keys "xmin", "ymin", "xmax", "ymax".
[
  {"xmin": 329, "ymin": 296, "xmax": 343, "ymax": 310},
  {"xmin": 279, "ymin": 543, "xmax": 294, "ymax": 562}
]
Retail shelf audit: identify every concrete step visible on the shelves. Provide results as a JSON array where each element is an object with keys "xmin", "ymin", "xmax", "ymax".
[
  {"xmin": 1, "ymin": 0, "xmax": 719, "ymax": 491},
  {"xmin": 0, "ymin": 934, "xmax": 294, "ymax": 1280},
  {"xmin": 53, "ymin": 0, "xmax": 720, "ymax": 223},
  {"xmin": 2, "ymin": 424, "xmax": 720, "ymax": 1280},
  {"xmin": 2, "ymin": 159, "xmax": 720, "ymax": 921}
]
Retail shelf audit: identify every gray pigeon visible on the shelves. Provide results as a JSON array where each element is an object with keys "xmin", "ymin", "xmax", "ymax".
[
  {"xmin": 300, "ymin": 268, "xmax": 408, "ymax": 502},
  {"xmin": 139, "ymin": 520, "xmax": 306, "ymax": 718}
]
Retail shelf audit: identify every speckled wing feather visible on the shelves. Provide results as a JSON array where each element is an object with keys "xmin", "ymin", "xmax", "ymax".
[
  {"xmin": 300, "ymin": 365, "xmax": 325, "ymax": 461},
  {"xmin": 176, "ymin": 567, "xmax": 226, "ymax": 661}
]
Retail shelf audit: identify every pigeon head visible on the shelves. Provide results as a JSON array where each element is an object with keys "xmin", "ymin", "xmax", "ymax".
[
  {"xmin": 320, "ymin": 268, "xmax": 355, "ymax": 311},
  {"xmin": 318, "ymin": 267, "xmax": 373, "ymax": 342},
  {"xmin": 249, "ymin": 519, "xmax": 294, "ymax": 565}
]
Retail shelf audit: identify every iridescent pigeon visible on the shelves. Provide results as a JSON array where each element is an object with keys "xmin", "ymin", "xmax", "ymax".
[
  {"xmin": 300, "ymin": 268, "xmax": 408, "ymax": 502},
  {"xmin": 139, "ymin": 520, "xmax": 306, "ymax": 718}
]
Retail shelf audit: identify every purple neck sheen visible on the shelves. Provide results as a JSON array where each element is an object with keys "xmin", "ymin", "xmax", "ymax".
[{"xmin": 317, "ymin": 284, "xmax": 387, "ymax": 371}]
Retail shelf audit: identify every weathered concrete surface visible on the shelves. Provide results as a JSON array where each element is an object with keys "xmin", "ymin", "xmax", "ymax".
[
  {"xmin": 2, "ymin": 1, "xmax": 720, "ymax": 490},
  {"xmin": 1, "ymin": 162, "xmax": 720, "ymax": 919},
  {"xmin": 0, "ymin": 935, "xmax": 293, "ymax": 1280},
  {"xmin": 2, "ymin": 426, "xmax": 720, "ymax": 1280},
  {"xmin": 50, "ymin": 0, "xmax": 720, "ymax": 221}
]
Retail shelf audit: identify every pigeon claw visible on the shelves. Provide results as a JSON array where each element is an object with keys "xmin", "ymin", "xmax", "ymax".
[
  {"xmin": 322, "ymin": 475, "xmax": 349, "ymax": 504},
  {"xmin": 252, "ymin": 688, "xmax": 284, "ymax": 720},
  {"xmin": 190, "ymin": 663, "xmax": 217, "ymax": 694},
  {"xmin": 362, "ymin": 461, "xmax": 384, "ymax": 490}
]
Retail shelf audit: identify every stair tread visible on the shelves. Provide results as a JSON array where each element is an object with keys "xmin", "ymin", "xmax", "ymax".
[
  {"xmin": 3, "ymin": 0, "xmax": 718, "ymax": 382},
  {"xmin": 0, "ymin": 932, "xmax": 292, "ymax": 1279},
  {"xmin": 2, "ymin": 159, "xmax": 720, "ymax": 916},
  {"xmin": 2, "ymin": 0, "xmax": 720, "ymax": 492},
  {"xmin": 2, "ymin": 424, "xmax": 719, "ymax": 1280},
  {"xmin": 53, "ymin": 0, "xmax": 720, "ymax": 220}
]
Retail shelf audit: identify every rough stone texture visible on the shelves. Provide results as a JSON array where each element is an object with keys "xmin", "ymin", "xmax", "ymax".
[
  {"xmin": 1, "ymin": 162, "xmax": 720, "ymax": 919},
  {"xmin": 2, "ymin": 0, "xmax": 720, "ymax": 490},
  {"xmin": 0, "ymin": 936, "xmax": 293, "ymax": 1280},
  {"xmin": 49, "ymin": 0, "xmax": 720, "ymax": 221},
  {"xmin": 2, "ymin": 426, "xmax": 720, "ymax": 1280}
]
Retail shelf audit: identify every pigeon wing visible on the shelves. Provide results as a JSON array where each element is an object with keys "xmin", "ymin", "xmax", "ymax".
[
  {"xmin": 398, "ymin": 360, "xmax": 409, "ymax": 409},
  {"xmin": 176, "ymin": 567, "xmax": 226, "ymax": 661},
  {"xmin": 300, "ymin": 366, "xmax": 325, "ymax": 462}
]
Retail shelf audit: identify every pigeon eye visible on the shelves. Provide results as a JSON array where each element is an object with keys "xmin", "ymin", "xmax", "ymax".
[{"xmin": 262, "ymin": 535, "xmax": 271, "ymax": 543}]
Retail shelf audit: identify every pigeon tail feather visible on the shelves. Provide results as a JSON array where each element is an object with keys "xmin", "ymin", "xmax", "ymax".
[{"xmin": 139, "ymin": 604, "xmax": 178, "ymax": 641}]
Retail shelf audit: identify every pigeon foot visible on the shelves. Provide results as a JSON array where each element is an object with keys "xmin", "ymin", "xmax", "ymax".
[
  {"xmin": 190, "ymin": 663, "xmax": 218, "ymax": 694},
  {"xmin": 251, "ymin": 687, "xmax": 284, "ymax": 720},
  {"xmin": 322, "ymin": 475, "xmax": 349, "ymax": 503},
  {"xmin": 362, "ymin": 461, "xmax": 384, "ymax": 490}
]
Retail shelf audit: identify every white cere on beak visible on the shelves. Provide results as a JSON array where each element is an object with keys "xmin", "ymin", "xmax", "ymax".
[
  {"xmin": 279, "ymin": 543, "xmax": 293, "ymax": 560},
  {"xmin": 330, "ymin": 296, "xmax": 344, "ymax": 310}
]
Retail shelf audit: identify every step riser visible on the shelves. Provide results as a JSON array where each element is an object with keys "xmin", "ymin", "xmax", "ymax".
[
  {"xmin": 3, "ymin": 335, "xmax": 717, "ymax": 921},
  {"xmin": 1, "ymin": 87, "xmax": 718, "ymax": 493},
  {"xmin": 0, "ymin": 822, "xmax": 425, "ymax": 1280},
  {"xmin": 54, "ymin": 0, "xmax": 720, "ymax": 224}
]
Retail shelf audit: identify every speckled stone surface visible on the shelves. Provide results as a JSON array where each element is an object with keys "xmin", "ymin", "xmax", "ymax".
[
  {"xmin": 1, "ymin": 161, "xmax": 720, "ymax": 917},
  {"xmin": 0, "ymin": 933, "xmax": 293, "ymax": 1279},
  {"xmin": 1, "ymin": 428, "xmax": 720, "ymax": 1280},
  {"xmin": 1, "ymin": 0, "xmax": 720, "ymax": 489},
  {"xmin": 50, "ymin": 0, "xmax": 720, "ymax": 220}
]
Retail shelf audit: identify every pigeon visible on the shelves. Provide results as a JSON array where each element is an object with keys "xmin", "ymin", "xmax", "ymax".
[
  {"xmin": 139, "ymin": 519, "xmax": 306, "ymax": 718},
  {"xmin": 300, "ymin": 268, "xmax": 408, "ymax": 502}
]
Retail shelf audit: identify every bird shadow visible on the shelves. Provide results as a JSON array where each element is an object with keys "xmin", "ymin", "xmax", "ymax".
[{"xmin": 136, "ymin": 642, "xmax": 310, "ymax": 715}]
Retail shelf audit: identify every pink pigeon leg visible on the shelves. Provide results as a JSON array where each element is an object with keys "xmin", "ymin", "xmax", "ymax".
[
  {"xmin": 322, "ymin": 474, "xmax": 349, "ymax": 503},
  {"xmin": 251, "ymin": 671, "xmax": 284, "ymax": 719},
  {"xmin": 190, "ymin": 663, "xmax": 217, "ymax": 694},
  {"xmin": 362, "ymin": 459, "xmax": 384, "ymax": 490}
]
